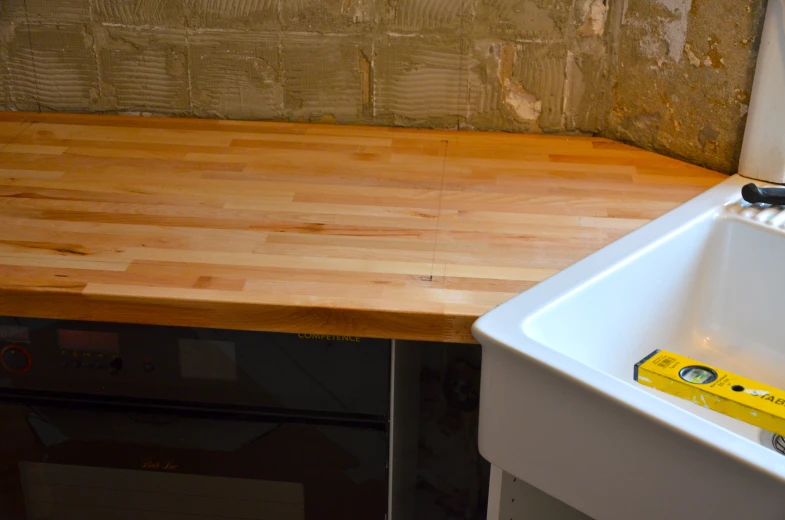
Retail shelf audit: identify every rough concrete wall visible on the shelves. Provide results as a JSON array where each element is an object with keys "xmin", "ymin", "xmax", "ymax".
[
  {"xmin": 0, "ymin": 0, "xmax": 610, "ymax": 133},
  {"xmin": 605, "ymin": 0, "xmax": 766, "ymax": 173},
  {"xmin": 0, "ymin": 0, "xmax": 767, "ymax": 171}
]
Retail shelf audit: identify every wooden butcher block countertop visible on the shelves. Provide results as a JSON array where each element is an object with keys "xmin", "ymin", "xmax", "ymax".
[{"xmin": 0, "ymin": 112, "xmax": 726, "ymax": 343}]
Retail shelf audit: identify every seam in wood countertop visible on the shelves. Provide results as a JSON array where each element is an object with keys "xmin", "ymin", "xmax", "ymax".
[
  {"xmin": 0, "ymin": 121, "xmax": 34, "ymax": 152},
  {"xmin": 426, "ymin": 139, "xmax": 450, "ymax": 283}
]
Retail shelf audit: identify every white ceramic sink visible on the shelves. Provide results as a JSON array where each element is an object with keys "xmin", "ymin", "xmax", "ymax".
[{"xmin": 474, "ymin": 174, "xmax": 785, "ymax": 520}]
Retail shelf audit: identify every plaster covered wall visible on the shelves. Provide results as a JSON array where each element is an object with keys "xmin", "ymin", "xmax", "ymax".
[
  {"xmin": 607, "ymin": 0, "xmax": 766, "ymax": 173},
  {"xmin": 0, "ymin": 0, "xmax": 767, "ymax": 172}
]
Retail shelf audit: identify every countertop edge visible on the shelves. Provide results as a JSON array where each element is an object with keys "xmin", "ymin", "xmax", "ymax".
[{"xmin": 0, "ymin": 288, "xmax": 479, "ymax": 344}]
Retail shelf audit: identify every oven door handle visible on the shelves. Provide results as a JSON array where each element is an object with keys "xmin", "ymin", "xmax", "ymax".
[{"xmin": 0, "ymin": 388, "xmax": 387, "ymax": 430}]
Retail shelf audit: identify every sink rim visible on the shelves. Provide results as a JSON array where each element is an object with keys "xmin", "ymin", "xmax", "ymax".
[{"xmin": 473, "ymin": 174, "xmax": 785, "ymax": 484}]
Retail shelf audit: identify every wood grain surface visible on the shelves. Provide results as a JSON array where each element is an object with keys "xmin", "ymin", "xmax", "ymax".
[{"xmin": 0, "ymin": 112, "xmax": 726, "ymax": 343}]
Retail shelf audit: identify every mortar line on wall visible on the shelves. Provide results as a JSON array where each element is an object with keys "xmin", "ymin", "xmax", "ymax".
[
  {"xmin": 187, "ymin": 27, "xmax": 289, "ymax": 35},
  {"xmin": 457, "ymin": 57, "xmax": 465, "ymax": 130},
  {"xmin": 383, "ymin": 32, "xmax": 422, "ymax": 38},
  {"xmin": 282, "ymin": 31, "xmax": 357, "ymax": 37},
  {"xmin": 457, "ymin": 4, "xmax": 463, "ymax": 130},
  {"xmin": 17, "ymin": 21, "xmax": 96, "ymax": 27},
  {"xmin": 277, "ymin": 29, "xmax": 284, "ymax": 118},
  {"xmin": 514, "ymin": 39, "xmax": 562, "ymax": 44},
  {"xmin": 100, "ymin": 22, "xmax": 170, "ymax": 31},
  {"xmin": 465, "ymin": 0, "xmax": 477, "ymax": 129},
  {"xmin": 0, "ymin": 23, "xmax": 10, "ymax": 106},
  {"xmin": 456, "ymin": 0, "xmax": 470, "ymax": 130},
  {"xmin": 185, "ymin": 28, "xmax": 193, "ymax": 114},
  {"xmin": 370, "ymin": 36, "xmax": 377, "ymax": 119},
  {"xmin": 21, "ymin": 0, "xmax": 41, "ymax": 112},
  {"xmin": 276, "ymin": 0, "xmax": 285, "ymax": 118},
  {"xmin": 605, "ymin": 0, "xmax": 626, "ymax": 132},
  {"xmin": 88, "ymin": 1, "xmax": 103, "ymax": 103},
  {"xmin": 565, "ymin": 0, "xmax": 579, "ymax": 32},
  {"xmin": 561, "ymin": 51, "xmax": 573, "ymax": 131}
]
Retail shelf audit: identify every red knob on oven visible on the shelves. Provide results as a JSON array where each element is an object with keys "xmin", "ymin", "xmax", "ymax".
[{"xmin": 1, "ymin": 344, "xmax": 32, "ymax": 373}]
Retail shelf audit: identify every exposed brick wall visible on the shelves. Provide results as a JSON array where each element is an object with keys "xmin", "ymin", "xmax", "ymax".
[{"xmin": 0, "ymin": 0, "xmax": 766, "ymax": 172}]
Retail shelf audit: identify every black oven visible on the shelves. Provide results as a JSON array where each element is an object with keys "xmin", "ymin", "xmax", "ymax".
[{"xmin": 0, "ymin": 317, "xmax": 390, "ymax": 520}]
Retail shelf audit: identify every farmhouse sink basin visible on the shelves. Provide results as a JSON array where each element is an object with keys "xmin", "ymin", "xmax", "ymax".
[{"xmin": 473, "ymin": 174, "xmax": 785, "ymax": 520}]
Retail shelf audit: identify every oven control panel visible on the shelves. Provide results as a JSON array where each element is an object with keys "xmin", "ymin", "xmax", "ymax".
[
  {"xmin": 0, "ymin": 317, "xmax": 391, "ymax": 417},
  {"xmin": 0, "ymin": 325, "xmax": 31, "ymax": 374}
]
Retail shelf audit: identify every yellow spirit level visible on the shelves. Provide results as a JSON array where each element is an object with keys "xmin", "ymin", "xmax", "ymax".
[{"xmin": 634, "ymin": 349, "xmax": 785, "ymax": 436}]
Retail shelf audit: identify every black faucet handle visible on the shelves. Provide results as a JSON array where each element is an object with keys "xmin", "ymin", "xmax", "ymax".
[{"xmin": 741, "ymin": 183, "xmax": 785, "ymax": 206}]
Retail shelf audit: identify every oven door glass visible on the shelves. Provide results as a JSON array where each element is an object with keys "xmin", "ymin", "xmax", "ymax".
[{"xmin": 0, "ymin": 400, "xmax": 388, "ymax": 520}]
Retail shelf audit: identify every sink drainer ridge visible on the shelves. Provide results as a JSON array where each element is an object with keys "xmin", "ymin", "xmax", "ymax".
[{"xmin": 726, "ymin": 200, "xmax": 785, "ymax": 228}]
